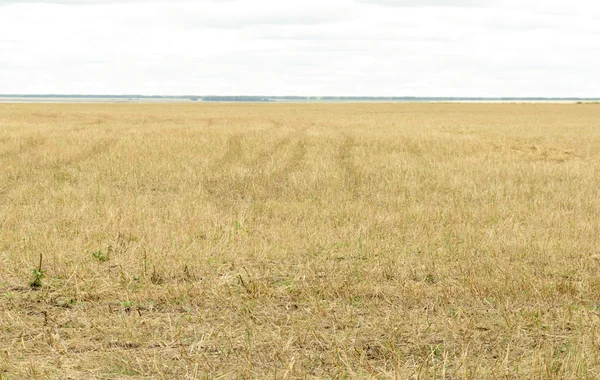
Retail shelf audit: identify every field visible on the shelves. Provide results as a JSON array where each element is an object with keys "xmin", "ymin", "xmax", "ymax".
[{"xmin": 1, "ymin": 103, "xmax": 600, "ymax": 379}]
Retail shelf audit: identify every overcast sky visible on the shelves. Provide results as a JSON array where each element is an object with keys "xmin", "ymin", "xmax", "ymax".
[{"xmin": 0, "ymin": 0, "xmax": 598, "ymax": 96}]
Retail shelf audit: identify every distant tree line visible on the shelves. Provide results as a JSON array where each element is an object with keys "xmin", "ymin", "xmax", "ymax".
[
  {"xmin": 201, "ymin": 96, "xmax": 273, "ymax": 102},
  {"xmin": 1, "ymin": 94, "xmax": 599, "ymax": 102}
]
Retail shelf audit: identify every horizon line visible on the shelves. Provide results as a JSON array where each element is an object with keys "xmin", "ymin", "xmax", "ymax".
[{"xmin": 1, "ymin": 94, "xmax": 599, "ymax": 100}]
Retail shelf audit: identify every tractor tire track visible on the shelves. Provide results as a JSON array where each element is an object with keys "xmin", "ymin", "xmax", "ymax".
[
  {"xmin": 0, "ymin": 135, "xmax": 48, "ymax": 160},
  {"xmin": 336, "ymin": 135, "xmax": 361, "ymax": 199}
]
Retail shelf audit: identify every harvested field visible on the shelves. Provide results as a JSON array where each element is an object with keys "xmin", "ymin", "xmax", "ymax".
[{"xmin": 1, "ymin": 103, "xmax": 600, "ymax": 378}]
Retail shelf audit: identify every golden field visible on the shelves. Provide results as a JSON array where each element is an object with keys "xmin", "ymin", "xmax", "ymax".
[{"xmin": 1, "ymin": 102, "xmax": 600, "ymax": 379}]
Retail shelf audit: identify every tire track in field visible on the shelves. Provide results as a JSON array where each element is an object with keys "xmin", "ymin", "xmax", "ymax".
[
  {"xmin": 0, "ymin": 136, "xmax": 50, "ymax": 197},
  {"xmin": 52, "ymin": 138, "xmax": 117, "ymax": 168},
  {"xmin": 214, "ymin": 134, "xmax": 245, "ymax": 169},
  {"xmin": 336, "ymin": 135, "xmax": 361, "ymax": 199},
  {"xmin": 1, "ymin": 136, "xmax": 115, "ymax": 197},
  {"xmin": 207, "ymin": 133, "xmax": 291, "ymax": 176},
  {"xmin": 204, "ymin": 133, "xmax": 290, "ymax": 201},
  {"xmin": 203, "ymin": 130, "xmax": 308, "ymax": 204},
  {"xmin": 253, "ymin": 129, "xmax": 308, "ymax": 197},
  {"xmin": 277, "ymin": 135, "xmax": 307, "ymax": 176},
  {"xmin": 0, "ymin": 135, "xmax": 48, "ymax": 160},
  {"xmin": 250, "ymin": 132, "xmax": 308, "ymax": 200},
  {"xmin": 204, "ymin": 133, "xmax": 250, "ymax": 201},
  {"xmin": 249, "ymin": 136, "xmax": 292, "ymax": 169},
  {"xmin": 3, "ymin": 137, "xmax": 117, "ymax": 192},
  {"xmin": 211, "ymin": 124, "xmax": 286, "ymax": 170},
  {"xmin": 270, "ymin": 133, "xmax": 307, "ymax": 181},
  {"xmin": 0, "ymin": 138, "xmax": 116, "ymax": 196}
]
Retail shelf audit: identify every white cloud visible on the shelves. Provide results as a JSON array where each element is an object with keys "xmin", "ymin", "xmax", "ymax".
[
  {"xmin": 0, "ymin": 0, "xmax": 598, "ymax": 96},
  {"xmin": 357, "ymin": 0, "xmax": 488, "ymax": 7}
]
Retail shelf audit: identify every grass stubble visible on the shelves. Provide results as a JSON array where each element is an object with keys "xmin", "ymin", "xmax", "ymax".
[{"xmin": 1, "ymin": 103, "xmax": 600, "ymax": 378}]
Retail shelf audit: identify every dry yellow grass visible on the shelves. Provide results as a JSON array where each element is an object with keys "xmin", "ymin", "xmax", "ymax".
[{"xmin": 1, "ymin": 102, "xmax": 600, "ymax": 379}]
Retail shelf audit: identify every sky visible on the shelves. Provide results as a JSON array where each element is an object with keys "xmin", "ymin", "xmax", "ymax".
[{"xmin": 0, "ymin": 0, "xmax": 598, "ymax": 97}]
